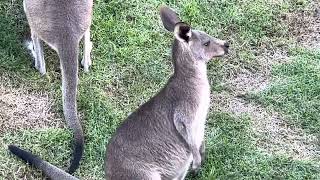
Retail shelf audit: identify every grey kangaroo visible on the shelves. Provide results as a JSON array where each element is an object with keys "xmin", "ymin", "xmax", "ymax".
[
  {"xmin": 8, "ymin": 6, "xmax": 229, "ymax": 180},
  {"xmin": 18, "ymin": 0, "xmax": 93, "ymax": 174}
]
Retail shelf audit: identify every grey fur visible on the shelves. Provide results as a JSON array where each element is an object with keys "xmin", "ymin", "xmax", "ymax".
[
  {"xmin": 9, "ymin": 5, "xmax": 228, "ymax": 180},
  {"xmin": 105, "ymin": 6, "xmax": 229, "ymax": 180},
  {"xmin": 8, "ymin": 145, "xmax": 79, "ymax": 180},
  {"xmin": 23, "ymin": 0, "xmax": 93, "ymax": 174}
]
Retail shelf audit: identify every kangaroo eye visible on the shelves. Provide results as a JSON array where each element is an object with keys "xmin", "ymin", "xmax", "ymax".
[{"xmin": 204, "ymin": 41, "xmax": 210, "ymax": 46}]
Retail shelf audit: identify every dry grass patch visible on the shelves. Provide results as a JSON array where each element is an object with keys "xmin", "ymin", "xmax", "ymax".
[
  {"xmin": 287, "ymin": 1, "xmax": 320, "ymax": 49},
  {"xmin": 212, "ymin": 92, "xmax": 319, "ymax": 161},
  {"xmin": 211, "ymin": 3, "xmax": 320, "ymax": 161},
  {"xmin": 0, "ymin": 77, "xmax": 63, "ymax": 135}
]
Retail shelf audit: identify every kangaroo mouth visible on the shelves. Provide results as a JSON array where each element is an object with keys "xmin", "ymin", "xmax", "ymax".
[{"xmin": 215, "ymin": 46, "xmax": 229, "ymax": 57}]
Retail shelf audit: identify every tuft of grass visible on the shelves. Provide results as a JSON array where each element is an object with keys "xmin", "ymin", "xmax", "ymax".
[
  {"xmin": 189, "ymin": 112, "xmax": 320, "ymax": 179},
  {"xmin": 1, "ymin": 129, "xmax": 72, "ymax": 179},
  {"xmin": 253, "ymin": 49, "xmax": 320, "ymax": 134}
]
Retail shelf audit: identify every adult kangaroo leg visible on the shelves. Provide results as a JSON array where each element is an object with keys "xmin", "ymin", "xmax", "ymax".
[
  {"xmin": 31, "ymin": 31, "xmax": 46, "ymax": 75},
  {"xmin": 58, "ymin": 39, "xmax": 84, "ymax": 174},
  {"xmin": 81, "ymin": 28, "xmax": 92, "ymax": 72}
]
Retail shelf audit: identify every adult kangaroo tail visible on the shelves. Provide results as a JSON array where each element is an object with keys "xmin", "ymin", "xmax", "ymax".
[
  {"xmin": 58, "ymin": 38, "xmax": 84, "ymax": 174},
  {"xmin": 8, "ymin": 145, "xmax": 78, "ymax": 180}
]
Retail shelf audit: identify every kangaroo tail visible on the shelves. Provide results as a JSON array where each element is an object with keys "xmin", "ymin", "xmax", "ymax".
[
  {"xmin": 68, "ymin": 134, "xmax": 84, "ymax": 174},
  {"xmin": 8, "ymin": 145, "xmax": 78, "ymax": 180},
  {"xmin": 57, "ymin": 39, "xmax": 84, "ymax": 174}
]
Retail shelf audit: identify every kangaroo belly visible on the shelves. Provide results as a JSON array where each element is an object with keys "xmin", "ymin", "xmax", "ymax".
[
  {"xmin": 192, "ymin": 84, "xmax": 210, "ymax": 149},
  {"xmin": 24, "ymin": 0, "xmax": 93, "ymax": 44}
]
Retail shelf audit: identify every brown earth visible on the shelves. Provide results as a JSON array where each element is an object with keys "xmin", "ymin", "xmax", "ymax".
[{"xmin": 0, "ymin": 76, "xmax": 63, "ymax": 136}]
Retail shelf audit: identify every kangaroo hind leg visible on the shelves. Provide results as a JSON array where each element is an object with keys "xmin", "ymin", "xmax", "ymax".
[
  {"xmin": 31, "ymin": 32, "xmax": 46, "ymax": 75},
  {"xmin": 81, "ymin": 27, "xmax": 92, "ymax": 72}
]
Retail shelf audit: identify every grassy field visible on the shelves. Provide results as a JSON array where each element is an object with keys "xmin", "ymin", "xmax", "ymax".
[{"xmin": 0, "ymin": 0, "xmax": 319, "ymax": 179}]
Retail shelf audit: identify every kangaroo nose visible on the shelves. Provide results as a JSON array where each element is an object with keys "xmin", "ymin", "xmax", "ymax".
[
  {"xmin": 224, "ymin": 42, "xmax": 230, "ymax": 48},
  {"xmin": 222, "ymin": 41, "xmax": 229, "ymax": 54}
]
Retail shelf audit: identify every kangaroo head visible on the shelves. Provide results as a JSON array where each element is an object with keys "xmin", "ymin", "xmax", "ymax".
[{"xmin": 160, "ymin": 6, "xmax": 229, "ymax": 62}]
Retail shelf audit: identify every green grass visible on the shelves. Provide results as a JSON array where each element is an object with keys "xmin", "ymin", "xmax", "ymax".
[
  {"xmin": 192, "ymin": 113, "xmax": 320, "ymax": 179},
  {"xmin": 0, "ymin": 0, "xmax": 319, "ymax": 179},
  {"xmin": 252, "ymin": 48, "xmax": 320, "ymax": 134}
]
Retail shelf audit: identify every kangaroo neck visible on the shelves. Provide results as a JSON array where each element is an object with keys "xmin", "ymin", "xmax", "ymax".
[{"xmin": 172, "ymin": 40, "xmax": 208, "ymax": 84}]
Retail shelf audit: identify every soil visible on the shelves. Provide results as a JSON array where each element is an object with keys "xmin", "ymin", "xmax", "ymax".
[{"xmin": 0, "ymin": 76, "xmax": 63, "ymax": 136}]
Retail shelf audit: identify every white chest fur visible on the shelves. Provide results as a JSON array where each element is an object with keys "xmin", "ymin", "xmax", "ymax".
[{"xmin": 192, "ymin": 63, "xmax": 210, "ymax": 149}]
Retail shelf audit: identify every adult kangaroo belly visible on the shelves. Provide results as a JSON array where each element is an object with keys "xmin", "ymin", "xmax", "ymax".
[{"xmin": 24, "ymin": 0, "xmax": 93, "ymax": 43}]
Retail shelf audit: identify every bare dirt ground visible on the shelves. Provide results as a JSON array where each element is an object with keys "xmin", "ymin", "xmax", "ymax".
[
  {"xmin": 0, "ymin": 76, "xmax": 63, "ymax": 136},
  {"xmin": 288, "ymin": 3, "xmax": 320, "ymax": 49},
  {"xmin": 212, "ymin": 3, "xmax": 320, "ymax": 161}
]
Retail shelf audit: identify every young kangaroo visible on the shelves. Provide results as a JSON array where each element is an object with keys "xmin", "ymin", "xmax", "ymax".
[
  {"xmin": 20, "ymin": 0, "xmax": 93, "ymax": 174},
  {"xmin": 8, "ymin": 6, "xmax": 229, "ymax": 180}
]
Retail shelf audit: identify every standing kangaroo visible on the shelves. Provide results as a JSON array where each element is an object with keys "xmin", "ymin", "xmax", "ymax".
[
  {"xmin": 8, "ymin": 6, "xmax": 229, "ymax": 180},
  {"xmin": 20, "ymin": 0, "xmax": 93, "ymax": 174}
]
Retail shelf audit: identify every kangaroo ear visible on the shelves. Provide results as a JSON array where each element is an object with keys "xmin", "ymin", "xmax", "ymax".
[
  {"xmin": 174, "ymin": 22, "xmax": 192, "ymax": 43},
  {"xmin": 160, "ymin": 6, "xmax": 181, "ymax": 32}
]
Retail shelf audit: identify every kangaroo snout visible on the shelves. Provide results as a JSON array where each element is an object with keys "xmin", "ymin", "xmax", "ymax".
[
  {"xmin": 223, "ymin": 41, "xmax": 230, "ymax": 54},
  {"xmin": 224, "ymin": 41, "xmax": 230, "ymax": 48},
  {"xmin": 211, "ymin": 38, "xmax": 229, "ymax": 57}
]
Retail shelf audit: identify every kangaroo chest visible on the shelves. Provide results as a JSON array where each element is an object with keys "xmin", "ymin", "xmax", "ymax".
[{"xmin": 192, "ymin": 81, "xmax": 210, "ymax": 149}]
